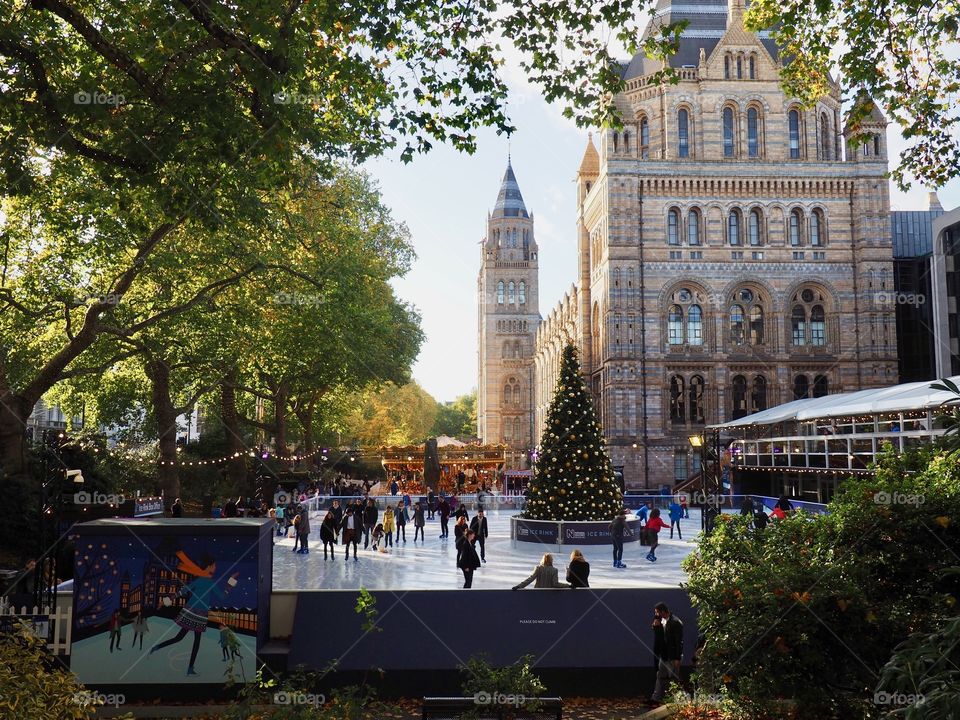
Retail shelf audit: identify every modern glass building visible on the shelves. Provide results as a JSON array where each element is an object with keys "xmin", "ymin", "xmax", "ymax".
[{"xmin": 933, "ymin": 206, "xmax": 960, "ymax": 376}]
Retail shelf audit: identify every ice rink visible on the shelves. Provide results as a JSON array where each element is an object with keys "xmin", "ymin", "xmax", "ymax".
[{"xmin": 273, "ymin": 508, "xmax": 702, "ymax": 591}]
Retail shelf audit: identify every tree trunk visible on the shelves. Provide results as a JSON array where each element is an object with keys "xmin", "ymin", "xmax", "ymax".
[
  {"xmin": 220, "ymin": 371, "xmax": 247, "ymax": 494},
  {"xmin": 274, "ymin": 382, "xmax": 290, "ymax": 470},
  {"xmin": 0, "ymin": 391, "xmax": 32, "ymax": 484},
  {"xmin": 145, "ymin": 358, "xmax": 180, "ymax": 509},
  {"xmin": 297, "ymin": 400, "xmax": 315, "ymax": 455}
]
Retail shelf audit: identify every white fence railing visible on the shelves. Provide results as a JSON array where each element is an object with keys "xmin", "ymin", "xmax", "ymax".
[{"xmin": 0, "ymin": 596, "xmax": 72, "ymax": 655}]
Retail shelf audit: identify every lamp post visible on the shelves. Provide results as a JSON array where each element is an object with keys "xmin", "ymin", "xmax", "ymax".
[{"xmin": 688, "ymin": 433, "xmax": 706, "ymax": 532}]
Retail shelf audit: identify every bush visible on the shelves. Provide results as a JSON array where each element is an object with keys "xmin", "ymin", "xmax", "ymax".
[{"xmin": 683, "ymin": 445, "xmax": 960, "ymax": 719}]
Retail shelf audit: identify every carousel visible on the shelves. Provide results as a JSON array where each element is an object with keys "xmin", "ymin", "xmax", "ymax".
[{"xmin": 379, "ymin": 436, "xmax": 507, "ymax": 495}]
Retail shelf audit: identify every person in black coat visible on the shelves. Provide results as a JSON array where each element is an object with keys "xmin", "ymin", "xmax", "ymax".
[
  {"xmin": 413, "ymin": 502, "xmax": 426, "ymax": 542},
  {"xmin": 469, "ymin": 509, "xmax": 489, "ymax": 563},
  {"xmin": 776, "ymin": 495, "xmax": 793, "ymax": 513},
  {"xmin": 171, "ymin": 498, "xmax": 183, "ymax": 518},
  {"xmin": 457, "ymin": 529, "xmax": 482, "ymax": 588},
  {"xmin": 320, "ymin": 511, "xmax": 338, "ymax": 559},
  {"xmin": 566, "ymin": 549, "xmax": 590, "ymax": 588},
  {"xmin": 427, "ymin": 489, "xmax": 436, "ymax": 519},
  {"xmin": 362, "ymin": 499, "xmax": 378, "ymax": 549},
  {"xmin": 650, "ymin": 602, "xmax": 684, "ymax": 705},
  {"xmin": 609, "ymin": 508, "xmax": 628, "ymax": 569},
  {"xmin": 393, "ymin": 501, "xmax": 407, "ymax": 543},
  {"xmin": 438, "ymin": 497, "xmax": 451, "ymax": 539},
  {"xmin": 454, "ymin": 502, "xmax": 469, "ymax": 523},
  {"xmin": 330, "ymin": 499, "xmax": 343, "ymax": 529},
  {"xmin": 453, "ymin": 517, "xmax": 469, "ymax": 564}
]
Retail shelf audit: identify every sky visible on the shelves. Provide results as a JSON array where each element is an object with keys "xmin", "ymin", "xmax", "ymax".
[{"xmin": 366, "ymin": 65, "xmax": 960, "ymax": 404}]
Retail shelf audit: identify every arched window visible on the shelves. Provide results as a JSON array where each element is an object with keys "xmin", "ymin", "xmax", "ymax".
[
  {"xmin": 723, "ymin": 106, "xmax": 736, "ymax": 157},
  {"xmin": 751, "ymin": 375, "xmax": 767, "ymax": 413},
  {"xmin": 728, "ymin": 209, "xmax": 741, "ymax": 246},
  {"xmin": 623, "ymin": 130, "xmax": 630, "ymax": 152},
  {"xmin": 813, "ymin": 375, "xmax": 829, "ymax": 397},
  {"xmin": 689, "ymin": 375, "xmax": 705, "ymax": 423},
  {"xmin": 873, "ymin": 135, "xmax": 881, "ymax": 156},
  {"xmin": 512, "ymin": 228, "xmax": 517, "ymax": 246},
  {"xmin": 688, "ymin": 209, "xmax": 701, "ymax": 246},
  {"xmin": 747, "ymin": 107, "xmax": 760, "ymax": 157},
  {"xmin": 678, "ymin": 109, "xmax": 690, "ymax": 158},
  {"xmin": 612, "ymin": 267, "xmax": 621, "ymax": 300},
  {"xmin": 791, "ymin": 305, "xmax": 807, "ymax": 345},
  {"xmin": 670, "ymin": 377, "xmax": 688, "ymax": 425},
  {"xmin": 731, "ymin": 375, "xmax": 748, "ymax": 420},
  {"xmin": 788, "ymin": 109, "xmax": 801, "ymax": 158},
  {"xmin": 503, "ymin": 382, "xmax": 512, "ymax": 405},
  {"xmin": 667, "ymin": 209, "xmax": 681, "ymax": 245},
  {"xmin": 736, "ymin": 56, "xmax": 743, "ymax": 79},
  {"xmin": 668, "ymin": 305, "xmax": 684, "ymax": 345},
  {"xmin": 749, "ymin": 55, "xmax": 756, "ymax": 79},
  {"xmin": 724, "ymin": 55, "xmax": 730, "ymax": 79},
  {"xmin": 730, "ymin": 304, "xmax": 745, "ymax": 345},
  {"xmin": 503, "ymin": 417, "xmax": 512, "ymax": 441},
  {"xmin": 811, "ymin": 305, "xmax": 826, "ymax": 345},
  {"xmin": 670, "ymin": 376, "xmax": 686, "ymax": 424},
  {"xmin": 508, "ymin": 281, "xmax": 516, "ymax": 304},
  {"xmin": 748, "ymin": 209, "xmax": 762, "ymax": 246},
  {"xmin": 749, "ymin": 305, "xmax": 764, "ymax": 344},
  {"xmin": 497, "ymin": 281, "xmax": 504, "ymax": 304},
  {"xmin": 640, "ymin": 117, "xmax": 650, "ymax": 159},
  {"xmin": 518, "ymin": 281, "xmax": 526, "ymax": 304},
  {"xmin": 789, "ymin": 210, "xmax": 802, "ymax": 247},
  {"xmin": 514, "ymin": 417, "xmax": 523, "ymax": 442},
  {"xmin": 613, "ymin": 131, "xmax": 619, "ymax": 153},
  {"xmin": 810, "ymin": 209, "xmax": 824, "ymax": 246},
  {"xmin": 513, "ymin": 382, "xmax": 522, "ymax": 405},
  {"xmin": 687, "ymin": 305, "xmax": 703, "ymax": 346},
  {"xmin": 820, "ymin": 111, "xmax": 830, "ymax": 159},
  {"xmin": 793, "ymin": 374, "xmax": 809, "ymax": 400}
]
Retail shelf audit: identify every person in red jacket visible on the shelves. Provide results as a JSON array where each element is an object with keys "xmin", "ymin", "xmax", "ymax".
[
  {"xmin": 645, "ymin": 508, "xmax": 671, "ymax": 563},
  {"xmin": 770, "ymin": 505, "xmax": 787, "ymax": 520}
]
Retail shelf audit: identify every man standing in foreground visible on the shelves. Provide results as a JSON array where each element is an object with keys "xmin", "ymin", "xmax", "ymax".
[
  {"xmin": 649, "ymin": 602, "xmax": 684, "ymax": 707},
  {"xmin": 469, "ymin": 509, "xmax": 489, "ymax": 563}
]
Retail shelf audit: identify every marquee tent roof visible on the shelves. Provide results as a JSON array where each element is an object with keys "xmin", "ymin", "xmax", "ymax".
[{"xmin": 710, "ymin": 377, "xmax": 960, "ymax": 430}]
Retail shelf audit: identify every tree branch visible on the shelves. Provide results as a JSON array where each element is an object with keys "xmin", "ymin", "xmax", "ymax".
[
  {"xmin": 175, "ymin": 0, "xmax": 289, "ymax": 75},
  {"xmin": 30, "ymin": 0, "xmax": 166, "ymax": 103},
  {"xmin": 0, "ymin": 38, "xmax": 150, "ymax": 173},
  {"xmin": 59, "ymin": 350, "xmax": 140, "ymax": 380}
]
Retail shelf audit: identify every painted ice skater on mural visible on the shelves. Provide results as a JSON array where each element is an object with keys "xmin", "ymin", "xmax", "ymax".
[{"xmin": 149, "ymin": 550, "xmax": 239, "ymax": 676}]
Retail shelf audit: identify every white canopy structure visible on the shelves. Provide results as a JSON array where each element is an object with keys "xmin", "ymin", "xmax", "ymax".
[{"xmin": 711, "ymin": 377, "xmax": 960, "ymax": 430}]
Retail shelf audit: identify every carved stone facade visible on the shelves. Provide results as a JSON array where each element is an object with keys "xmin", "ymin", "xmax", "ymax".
[
  {"xmin": 480, "ymin": 1, "xmax": 898, "ymax": 487},
  {"xmin": 477, "ymin": 162, "xmax": 540, "ymax": 468}
]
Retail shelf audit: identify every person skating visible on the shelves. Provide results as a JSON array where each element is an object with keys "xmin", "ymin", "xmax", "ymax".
[
  {"xmin": 382, "ymin": 507, "xmax": 395, "ymax": 549},
  {"xmin": 427, "ymin": 488, "xmax": 436, "ymax": 519},
  {"xmin": 469, "ymin": 509, "xmax": 488, "ymax": 563},
  {"xmin": 320, "ymin": 510, "xmax": 338, "ymax": 559},
  {"xmin": 362, "ymin": 499, "xmax": 378, "ymax": 549},
  {"xmin": 453, "ymin": 516, "xmax": 468, "ymax": 564},
  {"xmin": 438, "ymin": 496, "xmax": 451, "ymax": 539},
  {"xmin": 413, "ymin": 502, "xmax": 426, "ymax": 542},
  {"xmin": 668, "ymin": 499, "xmax": 683, "ymax": 540},
  {"xmin": 394, "ymin": 501, "xmax": 407, "ymax": 543},
  {"xmin": 457, "ymin": 529, "xmax": 482, "ymax": 588},
  {"xmin": 609, "ymin": 508, "xmax": 628, "ymax": 569},
  {"xmin": 108, "ymin": 610, "xmax": 123, "ymax": 653},
  {"xmin": 454, "ymin": 501, "xmax": 469, "ymax": 524},
  {"xmin": 342, "ymin": 507, "xmax": 359, "ymax": 561},
  {"xmin": 295, "ymin": 504, "xmax": 310, "ymax": 554},
  {"xmin": 645, "ymin": 508, "xmax": 671, "ymax": 562}
]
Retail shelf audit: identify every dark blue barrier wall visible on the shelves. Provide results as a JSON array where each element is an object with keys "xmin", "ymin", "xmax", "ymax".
[{"xmin": 288, "ymin": 588, "xmax": 696, "ymax": 671}]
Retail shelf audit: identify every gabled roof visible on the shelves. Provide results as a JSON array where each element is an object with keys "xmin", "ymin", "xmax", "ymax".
[
  {"xmin": 622, "ymin": 0, "xmax": 778, "ymax": 80},
  {"xmin": 579, "ymin": 134, "xmax": 600, "ymax": 176},
  {"xmin": 492, "ymin": 160, "xmax": 529, "ymax": 219}
]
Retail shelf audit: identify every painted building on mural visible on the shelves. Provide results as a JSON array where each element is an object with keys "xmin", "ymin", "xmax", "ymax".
[{"xmin": 479, "ymin": 0, "xmax": 898, "ymax": 488}]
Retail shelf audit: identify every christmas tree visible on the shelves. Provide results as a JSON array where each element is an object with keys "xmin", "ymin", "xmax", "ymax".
[{"xmin": 523, "ymin": 343, "xmax": 623, "ymax": 521}]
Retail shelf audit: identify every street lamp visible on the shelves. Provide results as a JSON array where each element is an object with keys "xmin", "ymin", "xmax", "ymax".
[{"xmin": 688, "ymin": 434, "xmax": 708, "ymax": 531}]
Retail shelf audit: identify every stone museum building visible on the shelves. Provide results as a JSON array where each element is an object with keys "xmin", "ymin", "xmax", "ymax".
[{"xmin": 478, "ymin": 0, "xmax": 898, "ymax": 488}]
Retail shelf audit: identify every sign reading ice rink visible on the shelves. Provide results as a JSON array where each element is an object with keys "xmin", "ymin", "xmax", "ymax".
[{"xmin": 511, "ymin": 517, "xmax": 644, "ymax": 545}]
